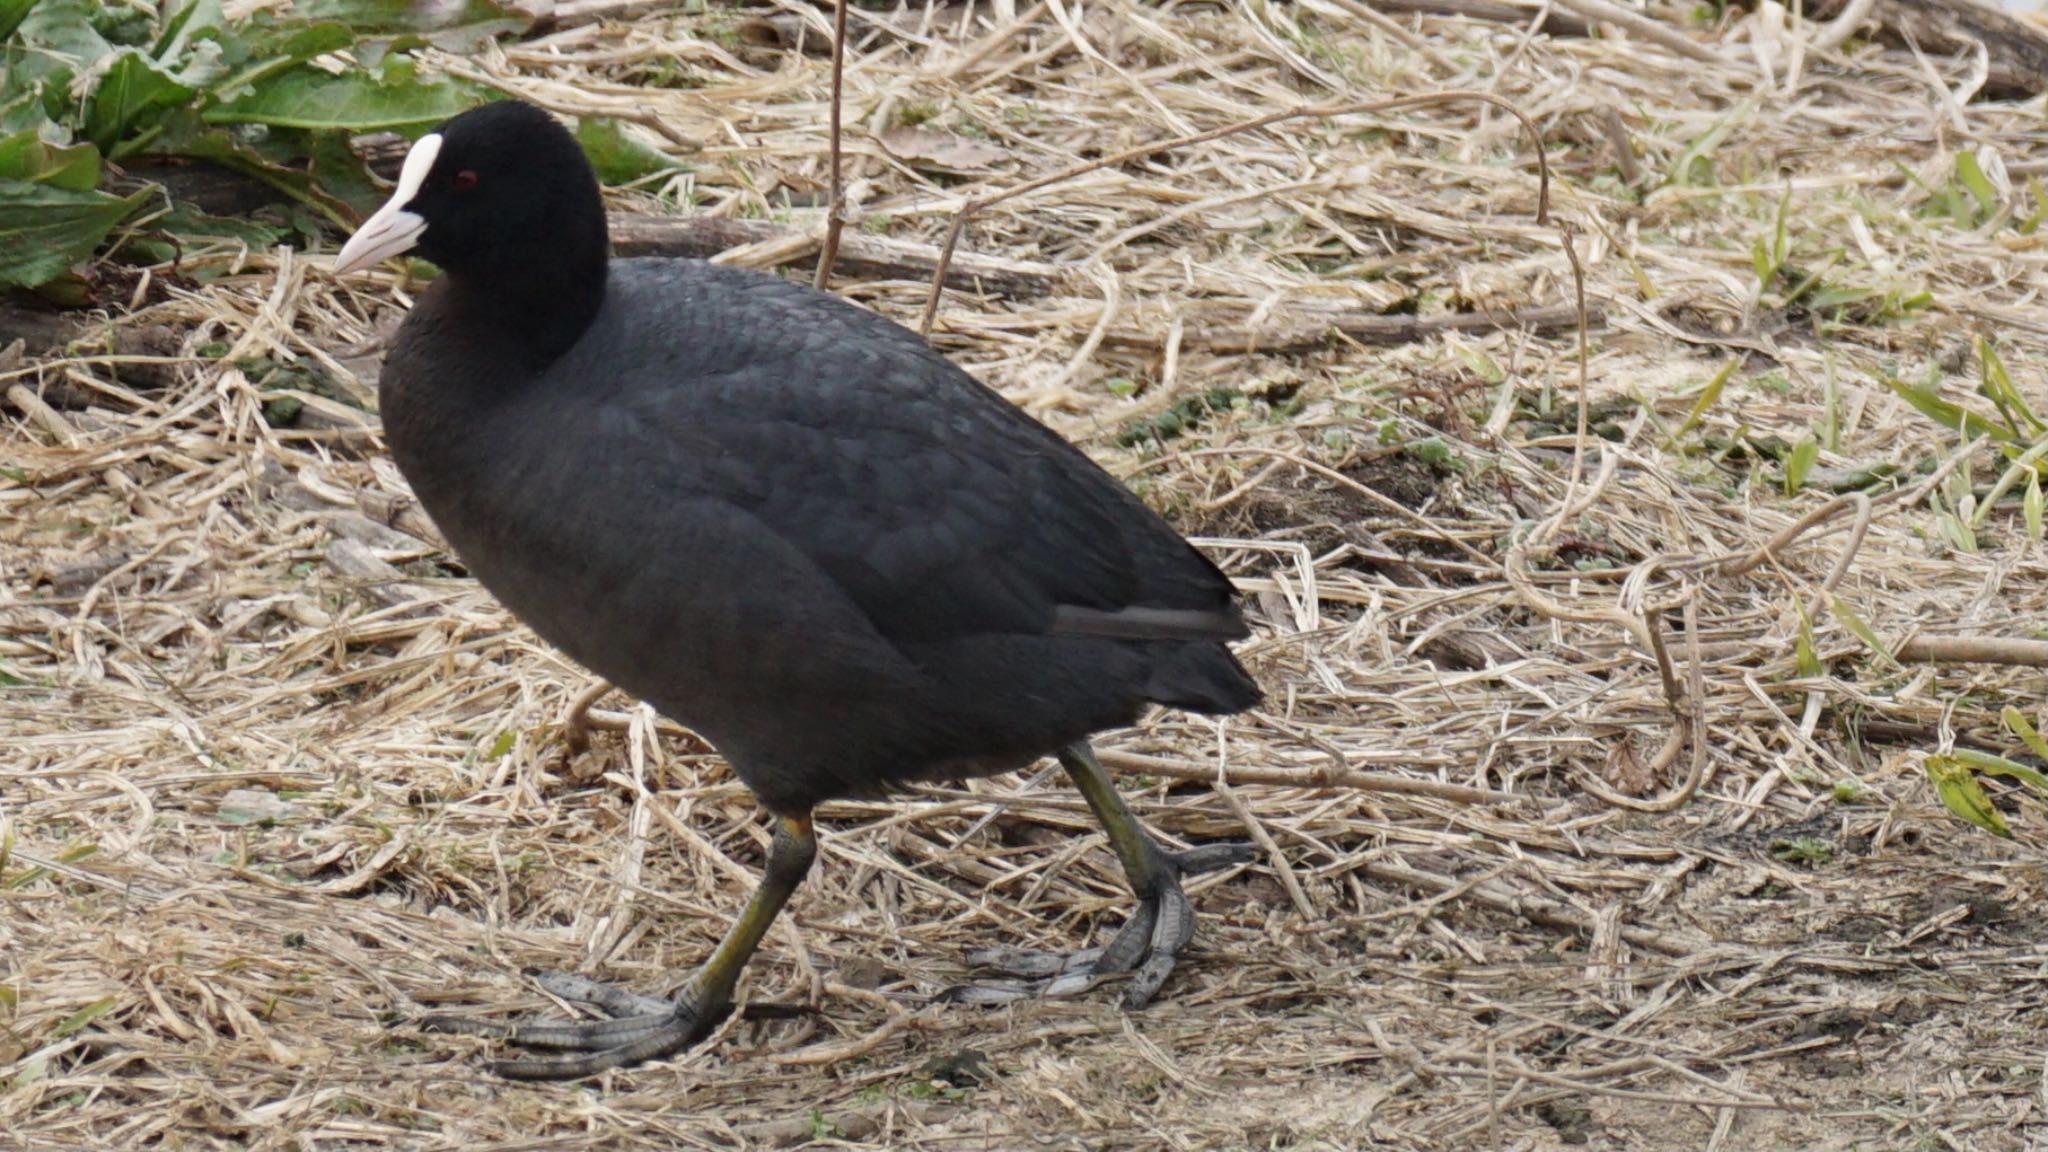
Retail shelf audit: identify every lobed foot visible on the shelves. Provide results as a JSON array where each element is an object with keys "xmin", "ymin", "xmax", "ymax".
[
  {"xmin": 419, "ymin": 971, "xmax": 729, "ymax": 1080},
  {"xmin": 942, "ymin": 841, "xmax": 1253, "ymax": 1009}
]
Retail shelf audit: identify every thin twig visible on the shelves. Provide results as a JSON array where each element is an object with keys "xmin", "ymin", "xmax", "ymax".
[{"xmin": 814, "ymin": 0, "xmax": 850, "ymax": 291}]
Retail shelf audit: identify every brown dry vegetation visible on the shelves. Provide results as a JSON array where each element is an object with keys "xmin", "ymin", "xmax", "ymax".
[{"xmin": 8, "ymin": 1, "xmax": 2048, "ymax": 1149}]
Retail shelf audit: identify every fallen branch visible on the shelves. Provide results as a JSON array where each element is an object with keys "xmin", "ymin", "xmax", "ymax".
[
  {"xmin": 1896, "ymin": 635, "xmax": 2048, "ymax": 668},
  {"xmin": 1810, "ymin": 0, "xmax": 2048, "ymax": 98},
  {"xmin": 609, "ymin": 213, "xmax": 1061, "ymax": 298}
]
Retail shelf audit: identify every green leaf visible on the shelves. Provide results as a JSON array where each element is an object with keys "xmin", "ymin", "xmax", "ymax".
[
  {"xmin": 295, "ymin": 0, "xmax": 518, "ymax": 32},
  {"xmin": 152, "ymin": 0, "xmax": 225, "ymax": 61},
  {"xmin": 171, "ymin": 125, "xmax": 353, "ymax": 227},
  {"xmin": 0, "ymin": 179, "xmax": 152, "ymax": 288},
  {"xmin": 574, "ymin": 116, "xmax": 679, "ymax": 185},
  {"xmin": 85, "ymin": 50, "xmax": 196, "ymax": 157},
  {"xmin": 1953, "ymin": 747, "xmax": 2048, "ymax": 794},
  {"xmin": 0, "ymin": 129, "xmax": 99, "ymax": 190},
  {"xmin": 1882, "ymin": 374, "xmax": 2017, "ymax": 444},
  {"xmin": 12, "ymin": 0, "xmax": 111, "ymax": 65},
  {"xmin": 155, "ymin": 200, "xmax": 285, "ymax": 251},
  {"xmin": 1970, "ymin": 438, "xmax": 2048, "ymax": 530},
  {"xmin": 1785, "ymin": 435, "xmax": 1818, "ymax": 495},
  {"xmin": 207, "ymin": 23, "xmax": 355, "ymax": 100},
  {"xmin": 1793, "ymin": 598, "xmax": 1821, "ymax": 678},
  {"xmin": 2027, "ymin": 472, "xmax": 2044, "ymax": 542},
  {"xmin": 2003, "ymin": 706, "xmax": 2048, "ymax": 763},
  {"xmin": 2021, "ymin": 177, "xmax": 2048, "ymax": 236},
  {"xmin": 1826, "ymin": 592, "xmax": 1898, "ymax": 670},
  {"xmin": 1663, "ymin": 357, "xmax": 1738, "ymax": 450},
  {"xmin": 0, "ymin": 0, "xmax": 40, "ymax": 42},
  {"xmin": 50, "ymin": 995, "xmax": 118, "ymax": 1038},
  {"xmin": 1977, "ymin": 338, "xmax": 2043, "ymax": 436},
  {"xmin": 1927, "ymin": 754, "xmax": 2010, "ymax": 837},
  {"xmin": 205, "ymin": 56, "xmax": 485, "ymax": 132},
  {"xmin": 1956, "ymin": 152, "xmax": 1999, "ymax": 218}
]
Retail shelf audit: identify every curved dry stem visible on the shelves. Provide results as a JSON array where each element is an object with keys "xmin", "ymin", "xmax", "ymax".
[
  {"xmin": 1538, "ymin": 220, "xmax": 1594, "ymax": 546},
  {"xmin": 918, "ymin": 90, "xmax": 1555, "ymax": 336}
]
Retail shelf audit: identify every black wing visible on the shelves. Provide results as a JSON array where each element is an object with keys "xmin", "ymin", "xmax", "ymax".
[{"xmin": 591, "ymin": 260, "xmax": 1245, "ymax": 648}]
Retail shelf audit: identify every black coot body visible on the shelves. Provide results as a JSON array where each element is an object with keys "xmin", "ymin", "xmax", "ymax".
[{"xmin": 333, "ymin": 99, "xmax": 1260, "ymax": 1079}]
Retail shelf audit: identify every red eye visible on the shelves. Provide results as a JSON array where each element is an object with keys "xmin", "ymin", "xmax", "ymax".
[{"xmin": 452, "ymin": 170, "xmax": 480, "ymax": 192}]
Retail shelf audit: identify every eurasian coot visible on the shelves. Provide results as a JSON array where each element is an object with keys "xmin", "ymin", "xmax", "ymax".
[{"xmin": 332, "ymin": 99, "xmax": 1261, "ymax": 1079}]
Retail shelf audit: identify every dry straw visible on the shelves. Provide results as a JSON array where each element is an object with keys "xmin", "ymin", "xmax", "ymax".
[{"xmin": 7, "ymin": 0, "xmax": 2048, "ymax": 1148}]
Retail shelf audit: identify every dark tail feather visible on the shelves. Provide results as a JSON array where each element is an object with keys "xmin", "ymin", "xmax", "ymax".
[{"xmin": 1145, "ymin": 642, "xmax": 1261, "ymax": 715}]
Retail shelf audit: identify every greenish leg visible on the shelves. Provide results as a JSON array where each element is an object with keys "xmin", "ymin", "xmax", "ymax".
[
  {"xmin": 948, "ymin": 740, "xmax": 1254, "ymax": 1009},
  {"xmin": 419, "ymin": 811, "xmax": 818, "ymax": 1080}
]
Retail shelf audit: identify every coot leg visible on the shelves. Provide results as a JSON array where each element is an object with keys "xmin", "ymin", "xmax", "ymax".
[
  {"xmin": 420, "ymin": 812, "xmax": 818, "ymax": 1079},
  {"xmin": 947, "ymin": 742, "xmax": 1251, "ymax": 1008}
]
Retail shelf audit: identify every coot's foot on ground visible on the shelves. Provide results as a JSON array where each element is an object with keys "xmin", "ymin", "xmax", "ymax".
[
  {"xmin": 422, "ymin": 975, "xmax": 727, "ymax": 1080},
  {"xmin": 941, "ymin": 744, "xmax": 1255, "ymax": 1009},
  {"xmin": 419, "ymin": 813, "xmax": 817, "ymax": 1080}
]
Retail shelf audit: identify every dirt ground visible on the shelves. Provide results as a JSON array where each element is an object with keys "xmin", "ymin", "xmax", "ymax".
[{"xmin": 9, "ymin": 2, "xmax": 2048, "ymax": 1149}]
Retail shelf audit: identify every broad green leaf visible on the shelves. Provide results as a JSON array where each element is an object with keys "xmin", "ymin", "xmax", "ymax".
[
  {"xmin": 0, "ymin": 179, "xmax": 152, "ymax": 288},
  {"xmin": 172, "ymin": 125, "xmax": 354, "ymax": 227},
  {"xmin": 0, "ymin": 0, "xmax": 39, "ymax": 42},
  {"xmin": 295, "ymin": 0, "xmax": 527, "ymax": 44},
  {"xmin": 299, "ymin": 126, "xmax": 384, "ymax": 215},
  {"xmin": 4, "ymin": 0, "xmax": 110, "ymax": 111},
  {"xmin": 152, "ymin": 0, "xmax": 225, "ymax": 61},
  {"xmin": 0, "ymin": 130, "xmax": 98, "ymax": 190},
  {"xmin": 2027, "ymin": 472, "xmax": 2044, "ymax": 541},
  {"xmin": 2003, "ymin": 707, "xmax": 2048, "ymax": 763},
  {"xmin": 1927, "ymin": 755, "xmax": 2010, "ymax": 836},
  {"xmin": 153, "ymin": 198, "xmax": 284, "ymax": 250},
  {"xmin": 49, "ymin": 995, "xmax": 117, "ymax": 1038},
  {"xmin": 12, "ymin": 0, "xmax": 110, "ymax": 63},
  {"xmin": 85, "ymin": 51, "xmax": 196, "ymax": 156},
  {"xmin": 205, "ymin": 56, "xmax": 484, "ymax": 132},
  {"xmin": 207, "ymin": 23, "xmax": 356, "ymax": 99},
  {"xmin": 1785, "ymin": 435, "xmax": 1818, "ymax": 495},
  {"xmin": 575, "ymin": 116, "xmax": 680, "ymax": 185}
]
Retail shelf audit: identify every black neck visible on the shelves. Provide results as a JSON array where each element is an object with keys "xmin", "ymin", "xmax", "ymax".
[{"xmin": 439, "ymin": 242, "xmax": 607, "ymax": 369}]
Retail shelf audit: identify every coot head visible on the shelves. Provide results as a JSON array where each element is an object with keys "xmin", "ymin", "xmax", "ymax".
[{"xmin": 334, "ymin": 100, "xmax": 606, "ymax": 283}]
